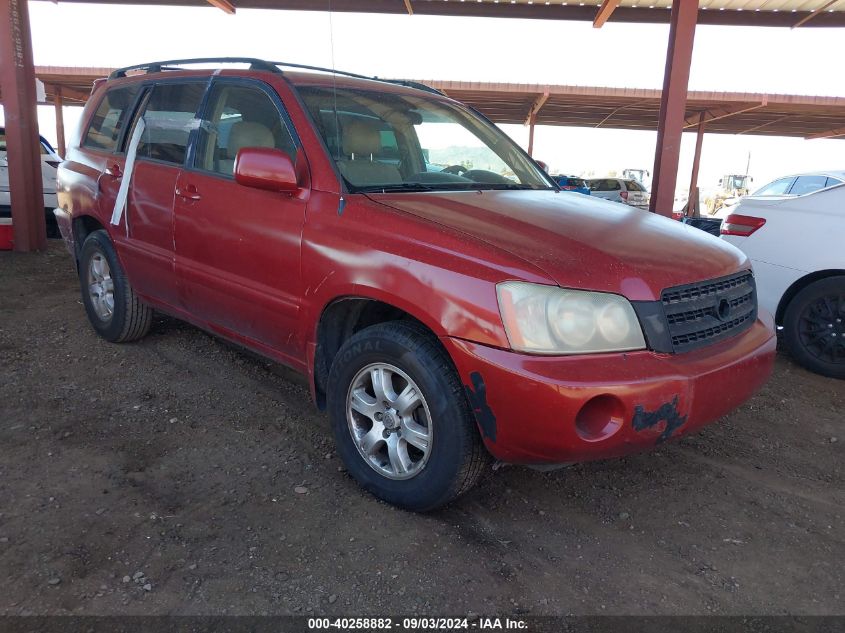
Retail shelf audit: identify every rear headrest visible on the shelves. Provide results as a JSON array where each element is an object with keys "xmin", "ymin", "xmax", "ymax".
[
  {"xmin": 228, "ymin": 121, "xmax": 274, "ymax": 158},
  {"xmin": 342, "ymin": 119, "xmax": 381, "ymax": 158}
]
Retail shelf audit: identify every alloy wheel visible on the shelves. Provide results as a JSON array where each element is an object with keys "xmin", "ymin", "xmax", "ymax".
[
  {"xmin": 346, "ymin": 362, "xmax": 433, "ymax": 480},
  {"xmin": 87, "ymin": 252, "xmax": 115, "ymax": 322}
]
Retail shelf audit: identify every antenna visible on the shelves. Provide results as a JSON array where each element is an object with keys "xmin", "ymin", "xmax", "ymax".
[{"xmin": 329, "ymin": 1, "xmax": 341, "ymax": 165}]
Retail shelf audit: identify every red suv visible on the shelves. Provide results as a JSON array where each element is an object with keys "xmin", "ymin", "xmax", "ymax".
[{"xmin": 55, "ymin": 58, "xmax": 776, "ymax": 511}]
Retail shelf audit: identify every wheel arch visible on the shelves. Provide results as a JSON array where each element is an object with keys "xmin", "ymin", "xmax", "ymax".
[
  {"xmin": 776, "ymin": 269, "xmax": 845, "ymax": 325},
  {"xmin": 71, "ymin": 214, "xmax": 108, "ymax": 266},
  {"xmin": 312, "ymin": 295, "xmax": 448, "ymax": 410}
]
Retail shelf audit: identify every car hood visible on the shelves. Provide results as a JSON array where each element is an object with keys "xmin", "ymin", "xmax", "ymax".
[{"xmin": 368, "ymin": 189, "xmax": 748, "ymax": 301}]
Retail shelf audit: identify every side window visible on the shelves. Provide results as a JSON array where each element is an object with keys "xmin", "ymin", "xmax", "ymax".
[
  {"xmin": 82, "ymin": 85, "xmax": 140, "ymax": 152},
  {"xmin": 753, "ymin": 177, "xmax": 795, "ymax": 196},
  {"xmin": 195, "ymin": 83, "xmax": 296, "ymax": 177},
  {"xmin": 135, "ymin": 82, "xmax": 206, "ymax": 165},
  {"xmin": 825, "ymin": 177, "xmax": 843, "ymax": 189},
  {"xmin": 625, "ymin": 180, "xmax": 643, "ymax": 192},
  {"xmin": 789, "ymin": 175, "xmax": 828, "ymax": 196}
]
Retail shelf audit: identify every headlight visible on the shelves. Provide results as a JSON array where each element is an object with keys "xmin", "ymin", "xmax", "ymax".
[{"xmin": 496, "ymin": 282, "xmax": 646, "ymax": 354}]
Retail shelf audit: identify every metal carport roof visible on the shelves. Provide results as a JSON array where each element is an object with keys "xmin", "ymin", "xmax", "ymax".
[
  {"xmin": 39, "ymin": 0, "xmax": 845, "ymax": 28},
  {"xmin": 426, "ymin": 81, "xmax": 845, "ymax": 140}
]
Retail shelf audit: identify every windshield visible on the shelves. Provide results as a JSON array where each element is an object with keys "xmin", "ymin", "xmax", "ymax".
[
  {"xmin": 727, "ymin": 176, "xmax": 748, "ymax": 189},
  {"xmin": 298, "ymin": 86, "xmax": 554, "ymax": 193}
]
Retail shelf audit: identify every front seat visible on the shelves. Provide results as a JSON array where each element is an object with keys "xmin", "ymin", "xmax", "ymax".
[
  {"xmin": 337, "ymin": 119, "xmax": 401, "ymax": 187},
  {"xmin": 220, "ymin": 121, "xmax": 275, "ymax": 175}
]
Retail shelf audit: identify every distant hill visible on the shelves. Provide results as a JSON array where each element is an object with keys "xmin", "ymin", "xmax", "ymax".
[{"xmin": 428, "ymin": 145, "xmax": 509, "ymax": 174}]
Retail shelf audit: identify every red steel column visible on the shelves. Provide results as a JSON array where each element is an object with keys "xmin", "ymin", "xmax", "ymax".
[
  {"xmin": 0, "ymin": 0, "xmax": 46, "ymax": 251},
  {"xmin": 687, "ymin": 112, "xmax": 705, "ymax": 218},
  {"xmin": 527, "ymin": 112, "xmax": 536, "ymax": 157},
  {"xmin": 54, "ymin": 86, "xmax": 66, "ymax": 157},
  {"xmin": 649, "ymin": 0, "xmax": 698, "ymax": 216}
]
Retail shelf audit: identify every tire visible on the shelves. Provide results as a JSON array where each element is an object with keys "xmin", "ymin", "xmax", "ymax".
[
  {"xmin": 782, "ymin": 276, "xmax": 845, "ymax": 379},
  {"xmin": 78, "ymin": 229, "xmax": 152, "ymax": 343},
  {"xmin": 327, "ymin": 321, "xmax": 490, "ymax": 511}
]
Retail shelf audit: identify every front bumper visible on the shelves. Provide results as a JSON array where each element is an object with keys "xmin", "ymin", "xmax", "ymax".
[{"xmin": 444, "ymin": 313, "xmax": 776, "ymax": 464}]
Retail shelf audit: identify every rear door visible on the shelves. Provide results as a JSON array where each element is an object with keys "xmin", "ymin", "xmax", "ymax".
[
  {"xmin": 173, "ymin": 79, "xmax": 307, "ymax": 362},
  {"xmin": 116, "ymin": 81, "xmax": 207, "ymax": 310},
  {"xmin": 624, "ymin": 179, "xmax": 649, "ymax": 208}
]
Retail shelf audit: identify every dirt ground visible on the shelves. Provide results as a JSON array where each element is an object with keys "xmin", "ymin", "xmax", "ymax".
[{"xmin": 0, "ymin": 243, "xmax": 842, "ymax": 617}]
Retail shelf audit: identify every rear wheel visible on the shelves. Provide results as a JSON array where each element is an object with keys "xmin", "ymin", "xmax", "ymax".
[
  {"xmin": 327, "ymin": 321, "xmax": 489, "ymax": 511},
  {"xmin": 782, "ymin": 276, "xmax": 845, "ymax": 379},
  {"xmin": 79, "ymin": 229, "xmax": 152, "ymax": 343}
]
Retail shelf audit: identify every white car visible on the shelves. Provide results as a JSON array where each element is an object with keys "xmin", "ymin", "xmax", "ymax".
[
  {"xmin": 0, "ymin": 127, "xmax": 62, "ymax": 238},
  {"xmin": 714, "ymin": 170, "xmax": 845, "ymax": 219},
  {"xmin": 586, "ymin": 177, "xmax": 649, "ymax": 209},
  {"xmin": 720, "ymin": 180, "xmax": 845, "ymax": 378}
]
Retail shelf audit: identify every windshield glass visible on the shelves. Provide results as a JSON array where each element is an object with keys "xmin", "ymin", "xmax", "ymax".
[{"xmin": 298, "ymin": 86, "xmax": 554, "ymax": 193}]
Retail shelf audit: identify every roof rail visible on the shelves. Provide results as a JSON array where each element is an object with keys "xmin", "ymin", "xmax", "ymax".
[
  {"xmin": 381, "ymin": 79, "xmax": 444, "ymax": 96},
  {"xmin": 270, "ymin": 61, "xmax": 443, "ymax": 95},
  {"xmin": 108, "ymin": 57, "xmax": 443, "ymax": 96},
  {"xmin": 109, "ymin": 57, "xmax": 282, "ymax": 79},
  {"xmin": 270, "ymin": 60, "xmax": 373, "ymax": 81}
]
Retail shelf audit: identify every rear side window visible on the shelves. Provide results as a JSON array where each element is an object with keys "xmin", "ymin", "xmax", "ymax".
[
  {"xmin": 625, "ymin": 180, "xmax": 644, "ymax": 192},
  {"xmin": 789, "ymin": 175, "xmax": 828, "ymax": 196},
  {"xmin": 753, "ymin": 176, "xmax": 795, "ymax": 196},
  {"xmin": 826, "ymin": 177, "xmax": 843, "ymax": 189},
  {"xmin": 589, "ymin": 179, "xmax": 620, "ymax": 191},
  {"xmin": 82, "ymin": 85, "xmax": 140, "ymax": 152},
  {"xmin": 136, "ymin": 82, "xmax": 206, "ymax": 165}
]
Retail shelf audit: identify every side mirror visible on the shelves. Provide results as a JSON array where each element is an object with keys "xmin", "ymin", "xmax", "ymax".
[{"xmin": 234, "ymin": 147, "xmax": 298, "ymax": 192}]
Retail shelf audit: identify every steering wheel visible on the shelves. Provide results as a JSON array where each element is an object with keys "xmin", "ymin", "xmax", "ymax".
[{"xmin": 441, "ymin": 164, "xmax": 469, "ymax": 176}]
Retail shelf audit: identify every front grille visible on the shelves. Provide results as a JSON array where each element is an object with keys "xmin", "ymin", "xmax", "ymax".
[{"xmin": 661, "ymin": 271, "xmax": 757, "ymax": 353}]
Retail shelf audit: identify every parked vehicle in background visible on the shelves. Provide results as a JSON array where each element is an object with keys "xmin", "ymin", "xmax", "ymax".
[
  {"xmin": 721, "ymin": 181, "xmax": 845, "ymax": 378},
  {"xmin": 55, "ymin": 57, "xmax": 776, "ymax": 511},
  {"xmin": 705, "ymin": 173, "xmax": 752, "ymax": 215},
  {"xmin": 621, "ymin": 168, "xmax": 650, "ymax": 190},
  {"xmin": 0, "ymin": 127, "xmax": 62, "ymax": 238},
  {"xmin": 713, "ymin": 170, "xmax": 845, "ymax": 219},
  {"xmin": 587, "ymin": 178, "xmax": 649, "ymax": 209},
  {"xmin": 553, "ymin": 175, "xmax": 590, "ymax": 195}
]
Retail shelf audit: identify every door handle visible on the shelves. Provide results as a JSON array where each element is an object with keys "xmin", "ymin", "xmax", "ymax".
[
  {"xmin": 175, "ymin": 184, "xmax": 201, "ymax": 201},
  {"xmin": 105, "ymin": 162, "xmax": 122, "ymax": 177}
]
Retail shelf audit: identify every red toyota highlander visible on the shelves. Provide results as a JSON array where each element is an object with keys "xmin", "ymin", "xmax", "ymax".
[{"xmin": 55, "ymin": 58, "xmax": 776, "ymax": 511}]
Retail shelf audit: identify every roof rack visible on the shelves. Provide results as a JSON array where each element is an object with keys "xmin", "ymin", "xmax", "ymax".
[
  {"xmin": 108, "ymin": 57, "xmax": 443, "ymax": 96},
  {"xmin": 268, "ymin": 61, "xmax": 443, "ymax": 95},
  {"xmin": 109, "ymin": 57, "xmax": 282, "ymax": 79}
]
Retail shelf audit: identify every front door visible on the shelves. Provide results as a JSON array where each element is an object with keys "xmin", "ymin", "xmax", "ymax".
[
  {"xmin": 174, "ymin": 79, "xmax": 307, "ymax": 363},
  {"xmin": 117, "ymin": 81, "xmax": 206, "ymax": 310}
]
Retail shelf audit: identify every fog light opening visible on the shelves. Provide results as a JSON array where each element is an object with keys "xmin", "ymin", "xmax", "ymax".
[{"xmin": 575, "ymin": 394, "xmax": 625, "ymax": 442}]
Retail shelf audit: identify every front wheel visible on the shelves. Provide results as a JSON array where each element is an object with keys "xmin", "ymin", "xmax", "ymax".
[
  {"xmin": 782, "ymin": 276, "xmax": 845, "ymax": 379},
  {"xmin": 327, "ymin": 321, "xmax": 489, "ymax": 511}
]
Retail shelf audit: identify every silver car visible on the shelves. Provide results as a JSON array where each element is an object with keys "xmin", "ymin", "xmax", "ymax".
[
  {"xmin": 586, "ymin": 177, "xmax": 650, "ymax": 210},
  {"xmin": 0, "ymin": 127, "xmax": 61, "ymax": 238}
]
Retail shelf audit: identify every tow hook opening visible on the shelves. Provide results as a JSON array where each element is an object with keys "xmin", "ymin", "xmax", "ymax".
[{"xmin": 575, "ymin": 394, "xmax": 625, "ymax": 442}]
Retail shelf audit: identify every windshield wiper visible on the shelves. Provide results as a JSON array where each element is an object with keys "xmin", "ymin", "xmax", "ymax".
[
  {"xmin": 480, "ymin": 183, "xmax": 552, "ymax": 191},
  {"xmin": 355, "ymin": 182, "xmax": 437, "ymax": 193}
]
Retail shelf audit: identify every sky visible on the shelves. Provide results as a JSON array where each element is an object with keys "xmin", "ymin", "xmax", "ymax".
[{"xmin": 4, "ymin": 2, "xmax": 845, "ymax": 196}]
